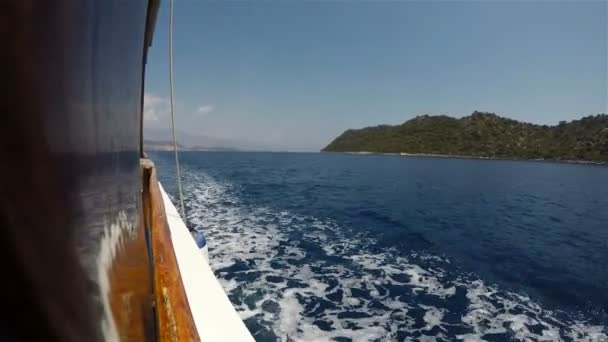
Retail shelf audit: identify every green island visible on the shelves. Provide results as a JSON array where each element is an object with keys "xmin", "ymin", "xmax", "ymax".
[{"xmin": 322, "ymin": 112, "xmax": 608, "ymax": 162}]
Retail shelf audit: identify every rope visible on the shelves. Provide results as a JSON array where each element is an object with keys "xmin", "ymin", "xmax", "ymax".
[{"xmin": 169, "ymin": 0, "xmax": 186, "ymax": 219}]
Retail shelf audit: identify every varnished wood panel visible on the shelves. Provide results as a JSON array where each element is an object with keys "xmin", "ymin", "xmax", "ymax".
[
  {"xmin": 143, "ymin": 162, "xmax": 200, "ymax": 342},
  {"xmin": 107, "ymin": 205, "xmax": 155, "ymax": 342}
]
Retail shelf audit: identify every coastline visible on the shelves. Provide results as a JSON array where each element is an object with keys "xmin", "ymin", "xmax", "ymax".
[{"xmin": 336, "ymin": 151, "xmax": 608, "ymax": 166}]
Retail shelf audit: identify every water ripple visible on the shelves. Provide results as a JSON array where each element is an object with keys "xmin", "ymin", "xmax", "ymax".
[{"xmin": 180, "ymin": 169, "xmax": 607, "ymax": 342}]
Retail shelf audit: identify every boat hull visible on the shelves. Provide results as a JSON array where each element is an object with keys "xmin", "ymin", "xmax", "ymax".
[{"xmin": 3, "ymin": 1, "xmax": 159, "ymax": 340}]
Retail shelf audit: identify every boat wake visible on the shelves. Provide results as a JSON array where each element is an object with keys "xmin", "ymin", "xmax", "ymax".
[{"xmin": 180, "ymin": 171, "xmax": 606, "ymax": 342}]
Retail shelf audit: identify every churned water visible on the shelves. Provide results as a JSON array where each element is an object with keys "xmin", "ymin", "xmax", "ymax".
[{"xmin": 153, "ymin": 151, "xmax": 608, "ymax": 341}]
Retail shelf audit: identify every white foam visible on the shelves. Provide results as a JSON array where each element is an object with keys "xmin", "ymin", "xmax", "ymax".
[
  {"xmin": 277, "ymin": 289, "xmax": 304, "ymax": 339},
  {"xmin": 177, "ymin": 168, "xmax": 608, "ymax": 342},
  {"xmin": 420, "ymin": 305, "xmax": 445, "ymax": 331}
]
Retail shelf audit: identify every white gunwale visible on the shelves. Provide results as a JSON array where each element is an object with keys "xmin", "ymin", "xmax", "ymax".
[{"xmin": 159, "ymin": 182, "xmax": 255, "ymax": 342}]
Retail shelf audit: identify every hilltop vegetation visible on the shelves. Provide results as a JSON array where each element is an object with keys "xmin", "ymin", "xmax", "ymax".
[{"xmin": 322, "ymin": 112, "xmax": 608, "ymax": 162}]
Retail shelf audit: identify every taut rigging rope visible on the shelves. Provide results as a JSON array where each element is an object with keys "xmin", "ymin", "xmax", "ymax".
[{"xmin": 169, "ymin": 0, "xmax": 186, "ymax": 219}]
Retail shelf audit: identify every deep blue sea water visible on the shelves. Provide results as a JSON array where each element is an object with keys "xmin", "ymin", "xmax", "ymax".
[{"xmin": 153, "ymin": 151, "xmax": 608, "ymax": 341}]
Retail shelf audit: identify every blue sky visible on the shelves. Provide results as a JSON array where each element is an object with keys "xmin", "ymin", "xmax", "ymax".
[{"xmin": 144, "ymin": 1, "xmax": 607, "ymax": 151}]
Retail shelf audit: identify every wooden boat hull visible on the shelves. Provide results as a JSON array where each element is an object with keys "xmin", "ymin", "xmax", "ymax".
[
  {"xmin": 3, "ymin": 1, "xmax": 162, "ymax": 340},
  {"xmin": 3, "ymin": 1, "xmax": 252, "ymax": 340}
]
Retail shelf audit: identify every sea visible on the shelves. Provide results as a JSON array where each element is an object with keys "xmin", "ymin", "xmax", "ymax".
[{"xmin": 152, "ymin": 151, "xmax": 608, "ymax": 342}]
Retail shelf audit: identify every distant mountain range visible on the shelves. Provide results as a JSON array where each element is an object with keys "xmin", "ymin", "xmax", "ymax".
[
  {"xmin": 143, "ymin": 140, "xmax": 184, "ymax": 151},
  {"xmin": 144, "ymin": 128, "xmax": 269, "ymax": 152},
  {"xmin": 323, "ymin": 112, "xmax": 608, "ymax": 162},
  {"xmin": 143, "ymin": 140, "xmax": 240, "ymax": 152}
]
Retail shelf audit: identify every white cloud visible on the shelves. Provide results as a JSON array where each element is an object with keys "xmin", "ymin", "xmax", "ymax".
[
  {"xmin": 143, "ymin": 94, "xmax": 168, "ymax": 125},
  {"xmin": 196, "ymin": 105, "xmax": 214, "ymax": 115},
  {"xmin": 143, "ymin": 94, "xmax": 213, "ymax": 134}
]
